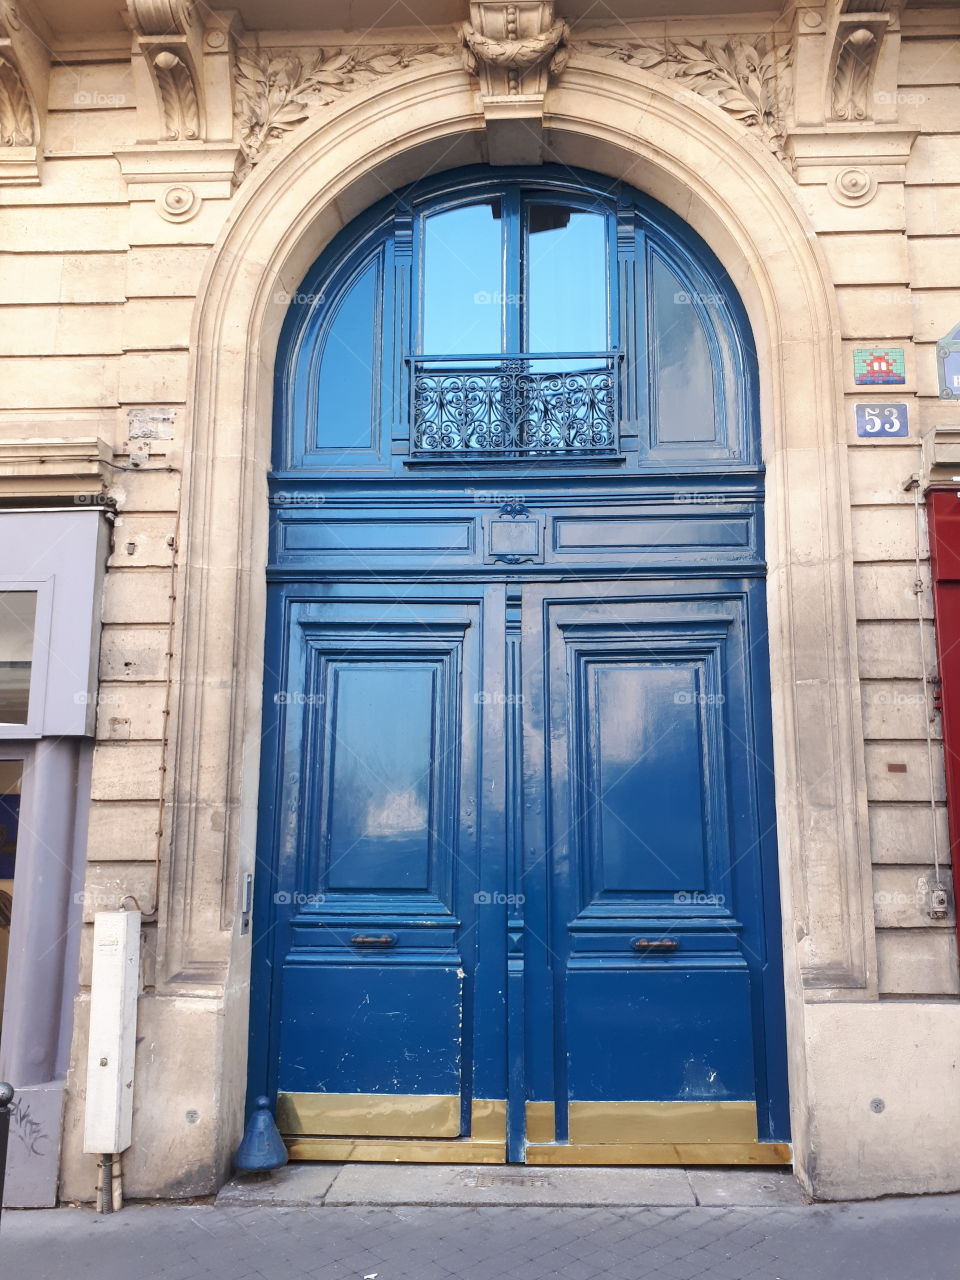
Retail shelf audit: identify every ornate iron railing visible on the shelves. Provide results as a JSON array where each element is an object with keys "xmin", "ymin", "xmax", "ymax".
[{"xmin": 409, "ymin": 354, "xmax": 621, "ymax": 458}]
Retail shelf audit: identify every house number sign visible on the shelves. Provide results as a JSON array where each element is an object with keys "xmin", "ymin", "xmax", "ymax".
[{"xmin": 855, "ymin": 403, "xmax": 909, "ymax": 438}]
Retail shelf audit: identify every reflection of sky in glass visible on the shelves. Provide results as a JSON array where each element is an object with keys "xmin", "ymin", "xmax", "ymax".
[
  {"xmin": 527, "ymin": 205, "xmax": 607, "ymax": 353},
  {"xmin": 651, "ymin": 254, "xmax": 716, "ymax": 442},
  {"xmin": 315, "ymin": 260, "xmax": 377, "ymax": 450},
  {"xmin": 325, "ymin": 663, "xmax": 434, "ymax": 890},
  {"xmin": 423, "ymin": 201, "xmax": 503, "ymax": 355}
]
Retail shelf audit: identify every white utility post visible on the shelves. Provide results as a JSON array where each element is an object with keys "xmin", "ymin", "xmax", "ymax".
[{"xmin": 82, "ymin": 910, "xmax": 141, "ymax": 1207}]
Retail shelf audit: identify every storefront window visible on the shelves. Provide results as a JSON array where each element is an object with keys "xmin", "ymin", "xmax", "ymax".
[
  {"xmin": 0, "ymin": 758, "xmax": 22, "ymax": 1040},
  {"xmin": 0, "ymin": 591, "xmax": 37, "ymax": 724}
]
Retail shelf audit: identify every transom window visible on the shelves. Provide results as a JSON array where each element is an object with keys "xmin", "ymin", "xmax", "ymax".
[
  {"xmin": 276, "ymin": 166, "xmax": 755, "ymax": 474},
  {"xmin": 414, "ymin": 193, "xmax": 617, "ymax": 456}
]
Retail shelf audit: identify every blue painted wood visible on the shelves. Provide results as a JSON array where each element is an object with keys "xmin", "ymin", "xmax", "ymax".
[
  {"xmin": 521, "ymin": 585, "xmax": 776, "ymax": 1129},
  {"xmin": 249, "ymin": 165, "xmax": 789, "ymax": 1157},
  {"xmin": 566, "ymin": 965, "xmax": 756, "ymax": 1103},
  {"xmin": 279, "ymin": 963, "xmax": 464, "ymax": 1099}
]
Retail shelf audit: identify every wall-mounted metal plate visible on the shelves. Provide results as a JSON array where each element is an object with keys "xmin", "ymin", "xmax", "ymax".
[
  {"xmin": 484, "ymin": 505, "xmax": 544, "ymax": 564},
  {"xmin": 855, "ymin": 403, "xmax": 908, "ymax": 437}
]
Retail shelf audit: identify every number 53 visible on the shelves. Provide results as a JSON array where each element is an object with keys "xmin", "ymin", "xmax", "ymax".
[{"xmin": 858, "ymin": 404, "xmax": 907, "ymax": 436}]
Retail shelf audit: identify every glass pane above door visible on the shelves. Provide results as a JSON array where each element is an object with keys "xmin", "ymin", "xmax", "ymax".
[
  {"xmin": 526, "ymin": 203, "xmax": 608, "ymax": 358},
  {"xmin": 422, "ymin": 200, "xmax": 504, "ymax": 357},
  {"xmin": 649, "ymin": 252, "xmax": 717, "ymax": 445},
  {"xmin": 0, "ymin": 591, "xmax": 37, "ymax": 725}
]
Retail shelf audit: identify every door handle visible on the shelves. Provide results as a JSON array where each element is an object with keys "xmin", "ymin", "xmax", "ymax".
[
  {"xmin": 350, "ymin": 933, "xmax": 397, "ymax": 948},
  {"xmin": 632, "ymin": 937, "xmax": 679, "ymax": 952}
]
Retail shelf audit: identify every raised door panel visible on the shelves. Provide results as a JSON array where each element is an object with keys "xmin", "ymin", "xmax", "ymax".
[
  {"xmin": 579, "ymin": 659, "xmax": 709, "ymax": 898},
  {"xmin": 321, "ymin": 660, "xmax": 445, "ymax": 895},
  {"xmin": 269, "ymin": 590, "xmax": 505, "ymax": 1140},
  {"xmin": 523, "ymin": 584, "xmax": 766, "ymax": 1147}
]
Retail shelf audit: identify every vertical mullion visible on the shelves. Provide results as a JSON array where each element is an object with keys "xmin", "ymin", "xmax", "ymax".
[
  {"xmin": 393, "ymin": 207, "xmax": 414, "ymax": 454},
  {"xmin": 617, "ymin": 194, "xmax": 646, "ymax": 456}
]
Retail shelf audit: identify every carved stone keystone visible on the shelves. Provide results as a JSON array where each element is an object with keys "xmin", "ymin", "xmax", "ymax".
[{"xmin": 458, "ymin": 2, "xmax": 570, "ymax": 164}]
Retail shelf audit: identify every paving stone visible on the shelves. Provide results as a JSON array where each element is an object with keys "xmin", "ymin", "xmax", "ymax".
[
  {"xmin": 216, "ymin": 1163, "xmax": 343, "ymax": 1206},
  {"xmin": 3, "ymin": 1196, "xmax": 960, "ymax": 1280},
  {"xmin": 687, "ymin": 1167, "xmax": 806, "ymax": 1207}
]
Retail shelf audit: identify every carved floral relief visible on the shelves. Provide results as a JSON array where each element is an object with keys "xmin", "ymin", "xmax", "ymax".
[
  {"xmin": 232, "ymin": 32, "xmax": 794, "ymax": 181},
  {"xmin": 581, "ymin": 36, "xmax": 793, "ymax": 162},
  {"xmin": 234, "ymin": 45, "xmax": 454, "ymax": 178}
]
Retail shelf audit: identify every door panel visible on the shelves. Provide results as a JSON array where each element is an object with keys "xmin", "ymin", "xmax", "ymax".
[
  {"xmin": 268, "ymin": 587, "xmax": 508, "ymax": 1146},
  {"xmin": 581, "ymin": 661, "xmax": 708, "ymax": 895},
  {"xmin": 322, "ymin": 661, "xmax": 444, "ymax": 893},
  {"xmin": 277, "ymin": 965, "xmax": 464, "ymax": 1133},
  {"xmin": 522, "ymin": 585, "xmax": 772, "ymax": 1152},
  {"xmin": 565, "ymin": 964, "xmax": 757, "ymax": 1121}
]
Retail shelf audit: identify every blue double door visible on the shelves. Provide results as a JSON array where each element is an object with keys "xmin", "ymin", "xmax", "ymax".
[{"xmin": 255, "ymin": 509, "xmax": 789, "ymax": 1164}]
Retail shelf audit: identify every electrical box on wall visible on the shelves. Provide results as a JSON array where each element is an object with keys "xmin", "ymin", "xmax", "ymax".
[{"xmin": 83, "ymin": 911, "xmax": 141, "ymax": 1156}]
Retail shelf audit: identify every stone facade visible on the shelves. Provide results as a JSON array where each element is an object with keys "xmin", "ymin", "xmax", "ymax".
[{"xmin": 1, "ymin": 0, "xmax": 959, "ymax": 1203}]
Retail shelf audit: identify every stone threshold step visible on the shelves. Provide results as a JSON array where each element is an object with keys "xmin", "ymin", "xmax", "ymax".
[{"xmin": 216, "ymin": 1163, "xmax": 805, "ymax": 1209}]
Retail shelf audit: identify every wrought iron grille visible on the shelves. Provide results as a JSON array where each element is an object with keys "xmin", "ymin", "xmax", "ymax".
[{"xmin": 409, "ymin": 354, "xmax": 621, "ymax": 458}]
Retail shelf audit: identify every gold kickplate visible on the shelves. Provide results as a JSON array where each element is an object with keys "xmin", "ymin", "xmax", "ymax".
[
  {"xmin": 525, "ymin": 1142, "xmax": 792, "ymax": 1166},
  {"xmin": 281, "ymin": 1094, "xmax": 790, "ymax": 1167},
  {"xmin": 568, "ymin": 1100, "xmax": 758, "ymax": 1145},
  {"xmin": 525, "ymin": 1101, "xmax": 556, "ymax": 1144},
  {"xmin": 277, "ymin": 1091, "xmax": 461, "ymax": 1138},
  {"xmin": 282, "ymin": 1097, "xmax": 507, "ymax": 1162}
]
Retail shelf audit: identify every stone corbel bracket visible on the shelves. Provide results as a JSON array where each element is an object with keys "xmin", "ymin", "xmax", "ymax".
[
  {"xmin": 825, "ymin": 1, "xmax": 902, "ymax": 125},
  {"xmin": 127, "ymin": 2, "xmax": 241, "ymax": 145},
  {"xmin": 459, "ymin": 1, "xmax": 570, "ymax": 164},
  {"xmin": 0, "ymin": 1, "xmax": 52, "ymax": 185}
]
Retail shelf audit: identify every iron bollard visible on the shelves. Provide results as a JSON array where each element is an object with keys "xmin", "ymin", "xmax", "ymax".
[{"xmin": 0, "ymin": 1082, "xmax": 13, "ymax": 1229}]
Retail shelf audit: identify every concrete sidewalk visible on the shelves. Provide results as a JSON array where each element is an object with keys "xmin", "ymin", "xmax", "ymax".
[{"xmin": 3, "ymin": 1167, "xmax": 960, "ymax": 1280}]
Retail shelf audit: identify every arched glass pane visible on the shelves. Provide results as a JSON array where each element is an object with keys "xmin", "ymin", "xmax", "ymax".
[
  {"xmin": 314, "ymin": 259, "xmax": 378, "ymax": 451},
  {"xmin": 526, "ymin": 203, "xmax": 607, "ymax": 354},
  {"xmin": 422, "ymin": 201, "xmax": 503, "ymax": 356},
  {"xmin": 650, "ymin": 253, "xmax": 717, "ymax": 444}
]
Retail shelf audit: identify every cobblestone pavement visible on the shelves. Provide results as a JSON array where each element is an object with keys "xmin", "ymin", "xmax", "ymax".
[{"xmin": 4, "ymin": 1195, "xmax": 960, "ymax": 1280}]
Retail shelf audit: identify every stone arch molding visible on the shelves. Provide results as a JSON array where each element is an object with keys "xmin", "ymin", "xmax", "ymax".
[{"xmin": 162, "ymin": 54, "xmax": 876, "ymax": 1029}]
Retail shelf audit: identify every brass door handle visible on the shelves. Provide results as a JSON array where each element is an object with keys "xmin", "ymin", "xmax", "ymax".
[
  {"xmin": 632, "ymin": 937, "xmax": 679, "ymax": 952},
  {"xmin": 350, "ymin": 933, "xmax": 397, "ymax": 948}
]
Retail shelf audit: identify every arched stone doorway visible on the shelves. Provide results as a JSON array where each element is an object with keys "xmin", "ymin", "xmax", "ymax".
[
  {"xmin": 249, "ymin": 162, "xmax": 789, "ymax": 1163},
  {"xmin": 139, "ymin": 55, "xmax": 872, "ymax": 1194}
]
